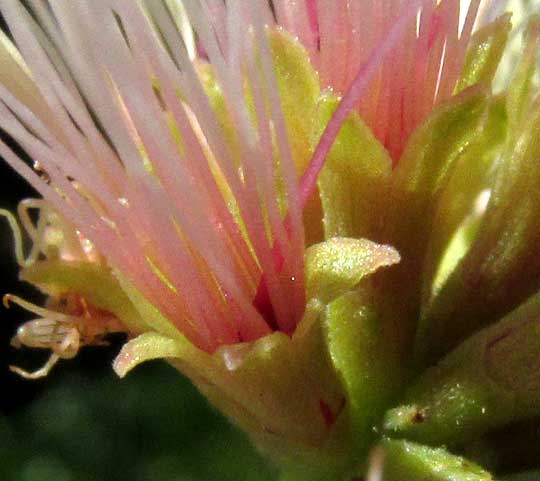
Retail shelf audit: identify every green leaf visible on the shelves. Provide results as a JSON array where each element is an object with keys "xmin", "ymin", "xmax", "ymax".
[
  {"xmin": 305, "ymin": 237, "xmax": 400, "ymax": 303},
  {"xmin": 20, "ymin": 260, "xmax": 145, "ymax": 334},
  {"xmin": 385, "ymin": 292, "xmax": 540, "ymax": 447},
  {"xmin": 456, "ymin": 13, "xmax": 512, "ymax": 93},
  {"xmin": 382, "ymin": 440, "xmax": 494, "ymax": 481},
  {"xmin": 313, "ymin": 93, "xmax": 392, "ymax": 241}
]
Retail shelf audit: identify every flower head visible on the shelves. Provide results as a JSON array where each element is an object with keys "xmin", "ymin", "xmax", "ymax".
[{"xmin": 3, "ymin": 1, "xmax": 540, "ymax": 480}]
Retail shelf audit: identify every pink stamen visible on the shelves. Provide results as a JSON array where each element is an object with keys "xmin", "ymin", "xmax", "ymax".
[
  {"xmin": 252, "ymin": 243, "xmax": 286, "ymax": 332},
  {"xmin": 282, "ymin": 0, "xmax": 483, "ymax": 164},
  {"xmin": 299, "ymin": 0, "xmax": 430, "ymax": 207},
  {"xmin": 305, "ymin": 0, "xmax": 319, "ymax": 45}
]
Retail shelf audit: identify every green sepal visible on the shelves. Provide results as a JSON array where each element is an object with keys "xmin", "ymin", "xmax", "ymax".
[
  {"xmin": 385, "ymin": 87, "xmax": 489, "ymax": 271},
  {"xmin": 304, "ymin": 237, "xmax": 401, "ymax": 463},
  {"xmin": 305, "ymin": 237, "xmax": 400, "ymax": 304},
  {"xmin": 313, "ymin": 92, "xmax": 392, "ymax": 241},
  {"xmin": 114, "ymin": 236, "xmax": 402, "ymax": 479},
  {"xmin": 384, "ymin": 292, "xmax": 540, "ymax": 447},
  {"xmin": 381, "ymin": 440, "xmax": 494, "ymax": 481},
  {"xmin": 197, "ymin": 27, "xmax": 324, "ymax": 244},
  {"xmin": 420, "ymin": 96, "xmax": 506, "ymax": 308},
  {"xmin": 196, "ymin": 62, "xmax": 241, "ymax": 164},
  {"xmin": 113, "ymin": 331, "xmax": 189, "ymax": 373},
  {"xmin": 324, "ymin": 290, "xmax": 403, "ymax": 462},
  {"xmin": 114, "ymin": 270, "xmax": 190, "ymax": 341},
  {"xmin": 19, "ymin": 260, "xmax": 145, "ymax": 334},
  {"xmin": 0, "ymin": 29, "xmax": 61, "ymax": 141},
  {"xmin": 378, "ymin": 88, "xmax": 489, "ymax": 353},
  {"xmin": 268, "ymin": 27, "xmax": 323, "ymax": 244},
  {"xmin": 456, "ymin": 13, "xmax": 512, "ymax": 93},
  {"xmin": 269, "ymin": 27, "xmax": 320, "ymax": 175},
  {"xmin": 194, "ymin": 27, "xmax": 320, "ymax": 174}
]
